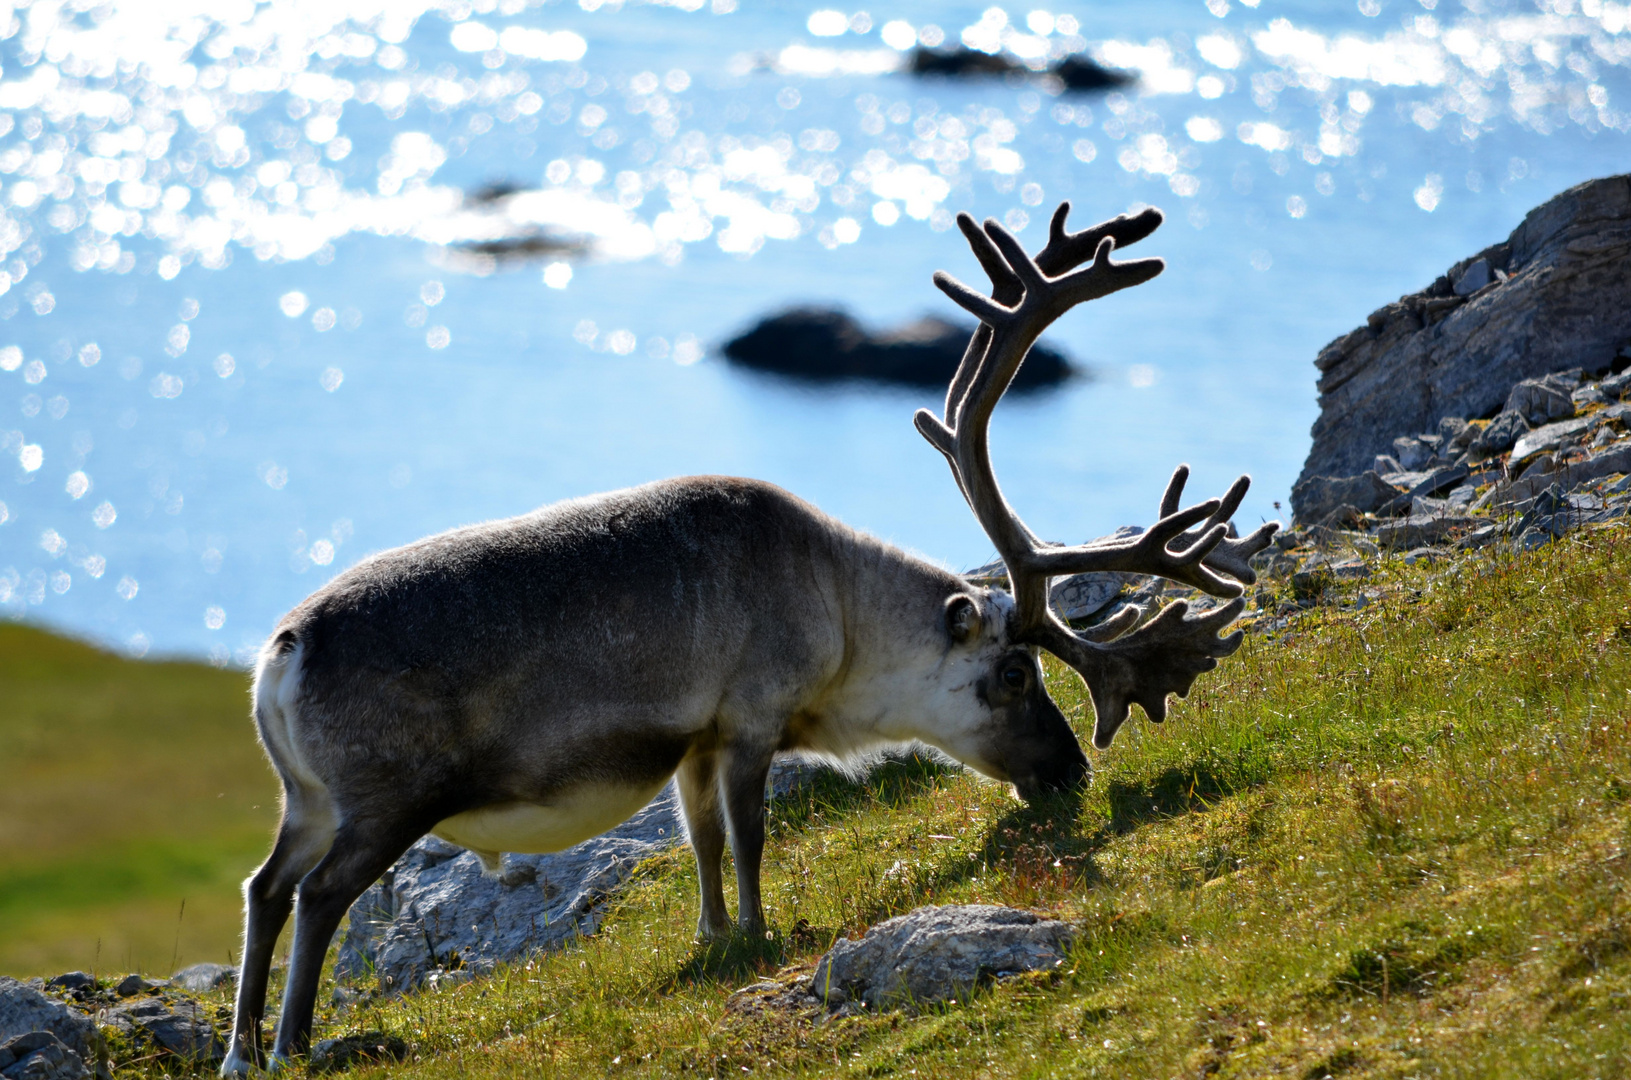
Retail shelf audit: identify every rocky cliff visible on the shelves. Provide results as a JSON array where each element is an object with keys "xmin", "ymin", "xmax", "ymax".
[{"xmin": 1296, "ymin": 174, "xmax": 1631, "ymax": 497}]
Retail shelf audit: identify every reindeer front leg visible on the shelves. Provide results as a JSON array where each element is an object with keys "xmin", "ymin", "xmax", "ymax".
[{"xmin": 719, "ymin": 741, "xmax": 775, "ymax": 936}]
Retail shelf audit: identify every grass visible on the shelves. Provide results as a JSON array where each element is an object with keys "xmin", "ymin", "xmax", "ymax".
[
  {"xmin": 11, "ymin": 522, "xmax": 1631, "ymax": 1078},
  {"xmin": 0, "ymin": 624, "xmax": 278, "ymax": 975}
]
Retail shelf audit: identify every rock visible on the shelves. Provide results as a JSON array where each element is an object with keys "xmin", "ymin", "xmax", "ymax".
[
  {"xmin": 810, "ymin": 905, "xmax": 1072, "ymax": 1011},
  {"xmin": 1469, "ymin": 410, "xmax": 1530, "ymax": 459},
  {"xmin": 0, "ymin": 980, "xmax": 100, "ymax": 1073},
  {"xmin": 1438, "ymin": 416, "xmax": 1475, "ymax": 451},
  {"xmin": 308, "ymin": 1033, "xmax": 409, "ymax": 1074},
  {"xmin": 1372, "ymin": 454, "xmax": 1401, "ymax": 474},
  {"xmin": 1484, "ymin": 439, "xmax": 1631, "ymax": 511},
  {"xmin": 1573, "ymin": 382, "xmax": 1610, "ymax": 407},
  {"xmin": 1298, "ymin": 174, "xmax": 1631, "ymax": 484},
  {"xmin": 111, "ymin": 977, "xmax": 163, "ymax": 999},
  {"xmin": 1373, "ymin": 513, "xmax": 1479, "ymax": 551},
  {"xmin": 1289, "ymin": 470, "xmax": 1400, "ymax": 524},
  {"xmin": 168, "ymin": 964, "xmax": 235, "ymax": 994},
  {"xmin": 722, "ymin": 309, "xmax": 1072, "ymax": 389},
  {"xmin": 1391, "ymin": 436, "xmax": 1434, "ymax": 471},
  {"xmin": 0, "ymin": 1033, "xmax": 90, "ymax": 1080},
  {"xmin": 1506, "ymin": 374, "xmax": 1578, "ymax": 426},
  {"xmin": 1602, "ymin": 368, "xmax": 1631, "ymax": 398},
  {"xmin": 101, "ymin": 997, "xmax": 223, "ymax": 1064},
  {"xmin": 1510, "ymin": 415, "xmax": 1596, "ymax": 467},
  {"xmin": 906, "ymin": 47, "xmax": 1134, "ymax": 92},
  {"xmin": 1453, "ymin": 257, "xmax": 1491, "ymax": 296},
  {"xmin": 1050, "ymin": 571, "xmax": 1139, "ymax": 623},
  {"xmin": 1051, "ymin": 55, "xmax": 1137, "ymax": 91},
  {"xmin": 337, "ymin": 760, "xmax": 822, "ymax": 993},
  {"xmin": 35, "ymin": 980, "xmax": 90, "ymax": 1006}
]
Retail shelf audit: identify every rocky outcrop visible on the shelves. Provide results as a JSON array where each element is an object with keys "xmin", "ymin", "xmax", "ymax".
[
  {"xmin": 721, "ymin": 308, "xmax": 1073, "ymax": 389},
  {"xmin": 335, "ymin": 760, "xmax": 825, "ymax": 993},
  {"xmin": 1297, "ymin": 174, "xmax": 1631, "ymax": 491},
  {"xmin": 812, "ymin": 905, "xmax": 1073, "ymax": 1011}
]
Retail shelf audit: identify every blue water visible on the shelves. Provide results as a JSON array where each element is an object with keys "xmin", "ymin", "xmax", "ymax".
[{"xmin": 0, "ymin": 0, "xmax": 1627, "ymax": 662}]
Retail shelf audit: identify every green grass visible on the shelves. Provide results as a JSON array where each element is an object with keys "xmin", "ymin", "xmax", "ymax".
[
  {"xmin": 14, "ymin": 522, "xmax": 1631, "ymax": 1078},
  {"xmin": 0, "ymin": 624, "xmax": 279, "ymax": 975}
]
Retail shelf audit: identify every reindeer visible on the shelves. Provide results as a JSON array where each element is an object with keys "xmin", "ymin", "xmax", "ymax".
[{"xmin": 222, "ymin": 201, "xmax": 1277, "ymax": 1075}]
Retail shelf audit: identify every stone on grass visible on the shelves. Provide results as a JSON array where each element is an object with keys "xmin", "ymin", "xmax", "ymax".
[
  {"xmin": 111, "ymin": 977, "xmax": 164, "ymax": 999},
  {"xmin": 102, "ymin": 997, "xmax": 223, "ymax": 1064},
  {"xmin": 309, "ymin": 1033, "xmax": 409, "ymax": 1074},
  {"xmin": 810, "ymin": 905, "xmax": 1073, "ymax": 1011},
  {"xmin": 168, "ymin": 964, "xmax": 235, "ymax": 994},
  {"xmin": 0, "ymin": 1033, "xmax": 90, "ymax": 1080},
  {"xmin": 0, "ymin": 979, "xmax": 100, "ymax": 1072}
]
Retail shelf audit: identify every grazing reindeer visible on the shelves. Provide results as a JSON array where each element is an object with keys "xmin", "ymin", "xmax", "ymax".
[{"xmin": 223, "ymin": 201, "xmax": 1276, "ymax": 1075}]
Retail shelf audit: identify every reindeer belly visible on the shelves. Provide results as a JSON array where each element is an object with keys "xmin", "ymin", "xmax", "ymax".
[{"xmin": 431, "ymin": 780, "xmax": 668, "ymax": 857}]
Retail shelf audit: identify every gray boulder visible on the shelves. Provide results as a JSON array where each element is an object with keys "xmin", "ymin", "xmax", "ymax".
[
  {"xmin": 1469, "ymin": 410, "xmax": 1530, "ymax": 459},
  {"xmin": 0, "ymin": 981, "xmax": 99, "ymax": 1073},
  {"xmin": 810, "ymin": 905, "xmax": 1073, "ymax": 1010},
  {"xmin": 1505, "ymin": 374, "xmax": 1578, "ymax": 426},
  {"xmin": 1373, "ymin": 513, "xmax": 1480, "ymax": 551},
  {"xmin": 0, "ymin": 1033, "xmax": 90, "ymax": 1080},
  {"xmin": 1298, "ymin": 174, "xmax": 1631, "ymax": 485},
  {"xmin": 309, "ymin": 1033, "xmax": 409, "ymax": 1074},
  {"xmin": 168, "ymin": 964, "xmax": 235, "ymax": 994},
  {"xmin": 1290, "ymin": 470, "xmax": 1399, "ymax": 524}
]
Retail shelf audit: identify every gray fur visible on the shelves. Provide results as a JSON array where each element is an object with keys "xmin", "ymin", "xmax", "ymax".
[{"xmin": 223, "ymin": 475, "xmax": 1086, "ymax": 1075}]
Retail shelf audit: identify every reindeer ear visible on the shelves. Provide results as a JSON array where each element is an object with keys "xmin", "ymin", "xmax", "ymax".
[{"xmin": 945, "ymin": 595, "xmax": 982, "ymax": 645}]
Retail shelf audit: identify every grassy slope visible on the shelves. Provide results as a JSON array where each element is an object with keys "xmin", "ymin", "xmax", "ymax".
[
  {"xmin": 14, "ymin": 523, "xmax": 1631, "ymax": 1078},
  {"xmin": 0, "ymin": 625, "xmax": 279, "ymax": 975}
]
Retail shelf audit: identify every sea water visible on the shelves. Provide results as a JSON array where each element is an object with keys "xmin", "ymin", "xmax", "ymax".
[{"xmin": 0, "ymin": 0, "xmax": 1626, "ymax": 661}]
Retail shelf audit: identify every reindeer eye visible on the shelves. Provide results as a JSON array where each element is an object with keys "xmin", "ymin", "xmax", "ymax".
[{"xmin": 1001, "ymin": 665, "xmax": 1027, "ymax": 690}]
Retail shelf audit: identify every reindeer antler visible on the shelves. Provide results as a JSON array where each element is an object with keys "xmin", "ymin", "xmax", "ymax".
[{"xmin": 917, "ymin": 202, "xmax": 1279, "ymax": 749}]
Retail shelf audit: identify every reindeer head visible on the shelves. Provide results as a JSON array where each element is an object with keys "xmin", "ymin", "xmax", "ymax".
[{"xmin": 919, "ymin": 202, "xmax": 1280, "ymax": 754}]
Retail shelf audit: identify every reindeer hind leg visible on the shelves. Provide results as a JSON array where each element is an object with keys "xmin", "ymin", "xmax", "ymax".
[{"xmin": 223, "ymin": 782, "xmax": 336, "ymax": 1077}]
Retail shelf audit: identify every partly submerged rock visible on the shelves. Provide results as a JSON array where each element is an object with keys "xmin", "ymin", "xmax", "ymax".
[
  {"xmin": 810, "ymin": 905, "xmax": 1073, "ymax": 1011},
  {"xmin": 722, "ymin": 308, "xmax": 1073, "ymax": 389},
  {"xmin": 1297, "ymin": 174, "xmax": 1631, "ymax": 486}
]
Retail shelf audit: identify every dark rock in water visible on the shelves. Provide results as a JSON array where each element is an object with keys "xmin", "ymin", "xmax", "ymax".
[
  {"xmin": 1290, "ymin": 470, "xmax": 1399, "ymax": 524},
  {"xmin": 909, "ymin": 46, "xmax": 1019, "ymax": 79},
  {"xmin": 0, "ymin": 1032, "xmax": 90, "ymax": 1080},
  {"xmin": 1296, "ymin": 174, "xmax": 1631, "ymax": 487},
  {"xmin": 722, "ymin": 308, "xmax": 1073, "ymax": 389},
  {"xmin": 309, "ymin": 1033, "xmax": 409, "ymax": 1074},
  {"xmin": 908, "ymin": 48, "xmax": 1133, "ymax": 92},
  {"xmin": 1051, "ymin": 54, "xmax": 1136, "ymax": 91}
]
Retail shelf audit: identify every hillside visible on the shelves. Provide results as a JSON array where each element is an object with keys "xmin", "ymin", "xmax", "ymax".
[
  {"xmin": 7, "ymin": 522, "xmax": 1631, "ymax": 1078},
  {"xmin": 0, "ymin": 626, "xmax": 277, "ymax": 975}
]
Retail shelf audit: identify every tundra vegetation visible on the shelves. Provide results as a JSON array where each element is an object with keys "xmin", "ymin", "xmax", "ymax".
[{"xmin": 5, "ymin": 519, "xmax": 1631, "ymax": 1078}]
